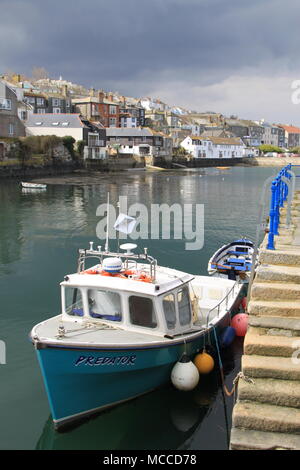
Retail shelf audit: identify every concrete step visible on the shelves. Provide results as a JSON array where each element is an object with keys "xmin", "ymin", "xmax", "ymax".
[
  {"xmin": 244, "ymin": 326, "xmax": 300, "ymax": 357},
  {"xmin": 248, "ymin": 299, "xmax": 300, "ymax": 317},
  {"xmin": 251, "ymin": 281, "xmax": 300, "ymax": 301},
  {"xmin": 249, "ymin": 315, "xmax": 300, "ymax": 334},
  {"xmin": 242, "ymin": 354, "xmax": 300, "ymax": 381},
  {"xmin": 230, "ymin": 427, "xmax": 300, "ymax": 450},
  {"xmin": 255, "ymin": 264, "xmax": 300, "ymax": 283},
  {"xmin": 259, "ymin": 247, "xmax": 300, "ymax": 267},
  {"xmin": 238, "ymin": 377, "xmax": 300, "ymax": 408},
  {"xmin": 232, "ymin": 401, "xmax": 300, "ymax": 434}
]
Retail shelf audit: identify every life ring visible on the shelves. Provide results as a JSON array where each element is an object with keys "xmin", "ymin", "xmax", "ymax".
[
  {"xmin": 81, "ymin": 268, "xmax": 151, "ymax": 282},
  {"xmin": 99, "ymin": 271, "xmax": 127, "ymax": 279},
  {"xmin": 81, "ymin": 268, "xmax": 99, "ymax": 275}
]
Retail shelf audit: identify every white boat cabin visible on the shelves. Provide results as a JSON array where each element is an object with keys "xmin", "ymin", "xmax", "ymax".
[{"xmin": 60, "ymin": 245, "xmax": 240, "ymax": 338}]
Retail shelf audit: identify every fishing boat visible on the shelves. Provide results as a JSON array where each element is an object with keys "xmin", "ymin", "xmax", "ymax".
[
  {"xmin": 30, "ymin": 239, "xmax": 243, "ymax": 429},
  {"xmin": 208, "ymin": 238, "xmax": 254, "ymax": 280},
  {"xmin": 21, "ymin": 182, "xmax": 47, "ymax": 189}
]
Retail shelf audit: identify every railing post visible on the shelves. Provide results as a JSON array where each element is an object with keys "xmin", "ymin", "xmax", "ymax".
[{"xmin": 267, "ymin": 181, "xmax": 277, "ymax": 250}]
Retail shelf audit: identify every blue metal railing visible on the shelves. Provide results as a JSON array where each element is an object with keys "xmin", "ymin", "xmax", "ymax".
[{"xmin": 267, "ymin": 163, "xmax": 293, "ymax": 250}]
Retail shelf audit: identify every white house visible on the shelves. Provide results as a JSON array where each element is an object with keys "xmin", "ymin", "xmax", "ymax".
[
  {"xmin": 25, "ymin": 113, "xmax": 107, "ymax": 160},
  {"xmin": 180, "ymin": 135, "xmax": 246, "ymax": 158}
]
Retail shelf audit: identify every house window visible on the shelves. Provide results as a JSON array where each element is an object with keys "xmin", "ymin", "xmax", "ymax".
[
  {"xmin": 8, "ymin": 123, "xmax": 14, "ymax": 135},
  {"xmin": 20, "ymin": 111, "xmax": 27, "ymax": 120},
  {"xmin": 37, "ymin": 108, "xmax": 46, "ymax": 114},
  {"xmin": 87, "ymin": 289, "xmax": 122, "ymax": 321},
  {"xmin": 129, "ymin": 296, "xmax": 157, "ymax": 328},
  {"xmin": 163, "ymin": 294, "xmax": 176, "ymax": 329},
  {"xmin": 109, "ymin": 105, "xmax": 117, "ymax": 114},
  {"xmin": 177, "ymin": 287, "xmax": 191, "ymax": 326},
  {"xmin": 65, "ymin": 287, "xmax": 83, "ymax": 317},
  {"xmin": 53, "ymin": 108, "xmax": 61, "ymax": 114},
  {"xmin": 52, "ymin": 99, "xmax": 60, "ymax": 107},
  {"xmin": 109, "ymin": 117, "xmax": 116, "ymax": 127},
  {"xmin": 36, "ymin": 98, "xmax": 44, "ymax": 106},
  {"xmin": 0, "ymin": 98, "xmax": 12, "ymax": 110}
]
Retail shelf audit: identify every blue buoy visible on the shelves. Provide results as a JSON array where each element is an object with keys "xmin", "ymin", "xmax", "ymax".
[{"xmin": 219, "ymin": 326, "xmax": 236, "ymax": 348}]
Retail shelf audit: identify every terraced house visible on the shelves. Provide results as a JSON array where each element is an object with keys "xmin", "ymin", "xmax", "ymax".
[
  {"xmin": 106, "ymin": 127, "xmax": 172, "ymax": 160},
  {"xmin": 180, "ymin": 135, "xmax": 245, "ymax": 158},
  {"xmin": 0, "ymin": 80, "xmax": 25, "ymax": 138}
]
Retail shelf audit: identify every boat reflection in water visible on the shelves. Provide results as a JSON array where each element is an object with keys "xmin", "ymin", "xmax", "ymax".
[{"xmin": 36, "ymin": 342, "xmax": 239, "ymax": 451}]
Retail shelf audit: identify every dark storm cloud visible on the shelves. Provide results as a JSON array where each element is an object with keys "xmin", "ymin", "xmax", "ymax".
[{"xmin": 2, "ymin": 0, "xmax": 300, "ymax": 121}]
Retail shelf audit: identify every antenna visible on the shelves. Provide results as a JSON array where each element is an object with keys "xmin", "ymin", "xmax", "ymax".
[{"xmin": 105, "ymin": 193, "xmax": 110, "ymax": 252}]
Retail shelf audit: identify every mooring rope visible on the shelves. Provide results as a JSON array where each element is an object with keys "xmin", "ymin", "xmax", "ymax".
[{"xmin": 212, "ymin": 326, "xmax": 254, "ymax": 398}]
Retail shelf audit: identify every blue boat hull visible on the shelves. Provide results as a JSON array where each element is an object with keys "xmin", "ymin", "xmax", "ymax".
[{"xmin": 36, "ymin": 316, "xmax": 232, "ymax": 428}]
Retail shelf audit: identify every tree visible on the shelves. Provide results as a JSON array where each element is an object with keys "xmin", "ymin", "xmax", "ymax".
[
  {"xmin": 259, "ymin": 144, "xmax": 282, "ymax": 154},
  {"xmin": 31, "ymin": 66, "xmax": 49, "ymax": 81}
]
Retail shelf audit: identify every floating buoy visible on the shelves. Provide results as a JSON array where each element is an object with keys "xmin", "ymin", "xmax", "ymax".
[
  {"xmin": 219, "ymin": 326, "xmax": 236, "ymax": 348},
  {"xmin": 241, "ymin": 297, "xmax": 247, "ymax": 311},
  {"xmin": 232, "ymin": 313, "xmax": 248, "ymax": 337},
  {"xmin": 193, "ymin": 351, "xmax": 214, "ymax": 375},
  {"xmin": 171, "ymin": 354, "xmax": 199, "ymax": 391}
]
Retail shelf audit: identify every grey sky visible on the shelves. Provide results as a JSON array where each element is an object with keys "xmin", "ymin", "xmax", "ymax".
[{"xmin": 2, "ymin": 0, "xmax": 300, "ymax": 124}]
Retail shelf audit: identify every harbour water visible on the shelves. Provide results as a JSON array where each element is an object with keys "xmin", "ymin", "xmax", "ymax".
[{"xmin": 0, "ymin": 166, "xmax": 277, "ymax": 450}]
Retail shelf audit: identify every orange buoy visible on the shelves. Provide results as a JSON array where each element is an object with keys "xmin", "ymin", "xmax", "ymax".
[
  {"xmin": 193, "ymin": 351, "xmax": 214, "ymax": 375},
  {"xmin": 231, "ymin": 313, "xmax": 248, "ymax": 337}
]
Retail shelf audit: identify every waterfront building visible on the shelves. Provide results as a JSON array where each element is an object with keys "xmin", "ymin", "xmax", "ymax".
[
  {"xmin": 277, "ymin": 124, "xmax": 300, "ymax": 148},
  {"xmin": 119, "ymin": 103, "xmax": 145, "ymax": 128},
  {"xmin": 0, "ymin": 79, "xmax": 26, "ymax": 138},
  {"xmin": 25, "ymin": 113, "xmax": 106, "ymax": 159},
  {"xmin": 106, "ymin": 127, "xmax": 173, "ymax": 159},
  {"xmin": 73, "ymin": 92, "xmax": 120, "ymax": 128},
  {"xmin": 225, "ymin": 118, "xmax": 264, "ymax": 147},
  {"xmin": 180, "ymin": 135, "xmax": 245, "ymax": 158}
]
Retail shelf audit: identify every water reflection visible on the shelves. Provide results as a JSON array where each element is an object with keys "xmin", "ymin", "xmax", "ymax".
[{"xmin": 0, "ymin": 184, "xmax": 24, "ymax": 267}]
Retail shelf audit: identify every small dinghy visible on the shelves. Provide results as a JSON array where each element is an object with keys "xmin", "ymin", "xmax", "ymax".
[
  {"xmin": 208, "ymin": 238, "xmax": 254, "ymax": 281},
  {"xmin": 21, "ymin": 182, "xmax": 47, "ymax": 189}
]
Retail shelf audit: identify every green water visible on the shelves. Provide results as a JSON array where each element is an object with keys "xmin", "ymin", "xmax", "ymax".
[{"xmin": 0, "ymin": 166, "xmax": 277, "ymax": 450}]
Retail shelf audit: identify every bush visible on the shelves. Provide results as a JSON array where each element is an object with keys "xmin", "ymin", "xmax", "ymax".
[
  {"xmin": 77, "ymin": 140, "xmax": 85, "ymax": 157},
  {"xmin": 259, "ymin": 144, "xmax": 282, "ymax": 154},
  {"xmin": 62, "ymin": 136, "xmax": 76, "ymax": 159}
]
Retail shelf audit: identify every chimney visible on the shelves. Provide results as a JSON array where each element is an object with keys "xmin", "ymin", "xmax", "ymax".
[
  {"xmin": 89, "ymin": 88, "xmax": 95, "ymax": 97},
  {"xmin": 62, "ymin": 84, "xmax": 68, "ymax": 97},
  {"xmin": 98, "ymin": 91, "xmax": 105, "ymax": 102},
  {"xmin": 107, "ymin": 92, "xmax": 114, "ymax": 102}
]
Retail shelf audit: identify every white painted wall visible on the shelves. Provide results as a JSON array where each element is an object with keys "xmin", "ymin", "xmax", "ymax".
[
  {"xmin": 26, "ymin": 126, "xmax": 83, "ymax": 141},
  {"xmin": 180, "ymin": 136, "xmax": 245, "ymax": 158}
]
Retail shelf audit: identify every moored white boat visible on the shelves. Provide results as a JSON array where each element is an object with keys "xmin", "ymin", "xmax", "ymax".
[
  {"xmin": 21, "ymin": 182, "xmax": 47, "ymax": 189},
  {"xmin": 30, "ymin": 241, "xmax": 243, "ymax": 429},
  {"xmin": 208, "ymin": 238, "xmax": 254, "ymax": 281}
]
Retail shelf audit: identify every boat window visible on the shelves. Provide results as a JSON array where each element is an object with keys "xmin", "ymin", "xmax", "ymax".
[
  {"xmin": 129, "ymin": 296, "xmax": 157, "ymax": 328},
  {"xmin": 177, "ymin": 286, "xmax": 191, "ymax": 326},
  {"xmin": 87, "ymin": 289, "xmax": 122, "ymax": 321},
  {"xmin": 163, "ymin": 294, "xmax": 176, "ymax": 329},
  {"xmin": 65, "ymin": 287, "xmax": 84, "ymax": 316}
]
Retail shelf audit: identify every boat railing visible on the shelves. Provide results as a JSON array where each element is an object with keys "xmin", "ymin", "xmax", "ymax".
[
  {"xmin": 206, "ymin": 280, "xmax": 240, "ymax": 327},
  {"xmin": 77, "ymin": 243, "xmax": 157, "ymax": 281}
]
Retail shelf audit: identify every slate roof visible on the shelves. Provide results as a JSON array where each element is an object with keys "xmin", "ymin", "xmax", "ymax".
[
  {"xmin": 25, "ymin": 113, "xmax": 87, "ymax": 128},
  {"xmin": 106, "ymin": 127, "xmax": 154, "ymax": 137}
]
